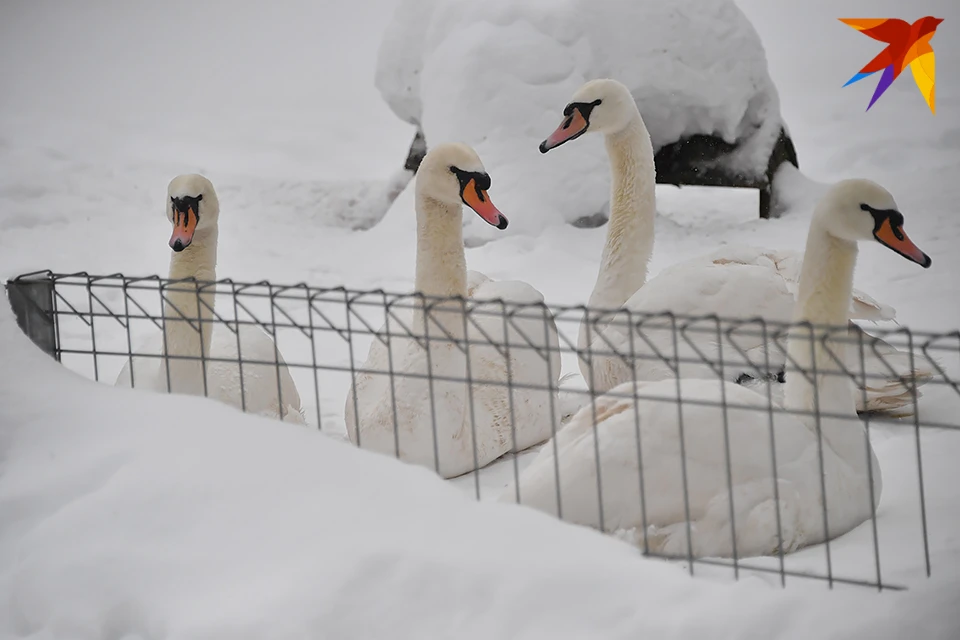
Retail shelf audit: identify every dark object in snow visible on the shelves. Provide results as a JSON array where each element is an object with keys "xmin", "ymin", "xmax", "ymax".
[
  {"xmin": 572, "ymin": 211, "xmax": 610, "ymax": 229},
  {"xmin": 404, "ymin": 129, "xmax": 428, "ymax": 173},
  {"xmin": 6, "ymin": 275, "xmax": 58, "ymax": 361},
  {"xmin": 653, "ymin": 128, "xmax": 799, "ymax": 219}
]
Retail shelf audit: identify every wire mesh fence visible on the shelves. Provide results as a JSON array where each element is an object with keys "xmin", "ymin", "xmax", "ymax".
[{"xmin": 6, "ymin": 270, "xmax": 959, "ymax": 591}]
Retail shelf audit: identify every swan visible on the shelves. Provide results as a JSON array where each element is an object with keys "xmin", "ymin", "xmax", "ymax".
[
  {"xmin": 115, "ymin": 174, "xmax": 306, "ymax": 425},
  {"xmin": 499, "ymin": 178, "xmax": 932, "ymax": 558},
  {"xmin": 540, "ymin": 79, "xmax": 932, "ymax": 417},
  {"xmin": 344, "ymin": 143, "xmax": 562, "ymax": 478}
]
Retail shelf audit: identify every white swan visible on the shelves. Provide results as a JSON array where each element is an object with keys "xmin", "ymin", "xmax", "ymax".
[
  {"xmin": 499, "ymin": 178, "xmax": 932, "ymax": 558},
  {"xmin": 540, "ymin": 79, "xmax": 932, "ymax": 416},
  {"xmin": 344, "ymin": 143, "xmax": 561, "ymax": 478},
  {"xmin": 115, "ymin": 174, "xmax": 306, "ymax": 425}
]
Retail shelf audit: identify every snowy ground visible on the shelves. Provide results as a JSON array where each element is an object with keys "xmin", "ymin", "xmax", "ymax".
[
  {"xmin": 4, "ymin": 302, "xmax": 960, "ymax": 639},
  {"xmin": 2, "ymin": 0, "xmax": 960, "ymax": 636}
]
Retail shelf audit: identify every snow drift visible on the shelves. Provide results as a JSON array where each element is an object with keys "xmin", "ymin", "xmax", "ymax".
[{"xmin": 2, "ymin": 284, "xmax": 960, "ymax": 638}]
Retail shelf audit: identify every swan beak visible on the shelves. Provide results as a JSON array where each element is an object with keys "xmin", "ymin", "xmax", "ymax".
[
  {"xmin": 540, "ymin": 108, "xmax": 589, "ymax": 153},
  {"xmin": 874, "ymin": 218, "xmax": 932, "ymax": 268},
  {"xmin": 169, "ymin": 207, "xmax": 199, "ymax": 252},
  {"xmin": 461, "ymin": 179, "xmax": 508, "ymax": 229}
]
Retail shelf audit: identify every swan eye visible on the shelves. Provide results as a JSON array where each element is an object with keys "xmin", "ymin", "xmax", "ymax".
[
  {"xmin": 449, "ymin": 167, "xmax": 490, "ymax": 194},
  {"xmin": 860, "ymin": 203, "xmax": 903, "ymax": 233},
  {"xmin": 562, "ymin": 99, "xmax": 603, "ymax": 124},
  {"xmin": 578, "ymin": 98, "xmax": 602, "ymax": 120}
]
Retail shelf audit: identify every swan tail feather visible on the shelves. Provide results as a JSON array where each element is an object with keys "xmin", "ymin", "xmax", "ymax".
[
  {"xmin": 282, "ymin": 403, "xmax": 310, "ymax": 427},
  {"xmin": 848, "ymin": 329, "xmax": 936, "ymax": 417},
  {"xmin": 850, "ymin": 288, "xmax": 897, "ymax": 322}
]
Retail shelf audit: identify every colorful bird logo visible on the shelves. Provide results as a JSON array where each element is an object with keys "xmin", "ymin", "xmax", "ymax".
[{"xmin": 840, "ymin": 17, "xmax": 943, "ymax": 114}]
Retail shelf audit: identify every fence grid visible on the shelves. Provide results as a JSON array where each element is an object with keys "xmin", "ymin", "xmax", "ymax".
[{"xmin": 7, "ymin": 270, "xmax": 958, "ymax": 592}]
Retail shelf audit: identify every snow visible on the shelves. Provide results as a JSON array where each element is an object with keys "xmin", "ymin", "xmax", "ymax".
[
  {"xmin": 2, "ymin": 0, "xmax": 960, "ymax": 635},
  {"xmin": 3, "ymin": 289, "xmax": 960, "ymax": 639},
  {"xmin": 375, "ymin": 0, "xmax": 785, "ymax": 239},
  {"xmin": 0, "ymin": 0, "xmax": 416, "ymax": 235}
]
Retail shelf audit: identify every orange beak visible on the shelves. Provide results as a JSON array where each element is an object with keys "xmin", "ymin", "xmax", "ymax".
[
  {"xmin": 169, "ymin": 206, "xmax": 199, "ymax": 251},
  {"xmin": 461, "ymin": 178, "xmax": 508, "ymax": 229},
  {"xmin": 540, "ymin": 107, "xmax": 589, "ymax": 153},
  {"xmin": 874, "ymin": 218, "xmax": 932, "ymax": 268}
]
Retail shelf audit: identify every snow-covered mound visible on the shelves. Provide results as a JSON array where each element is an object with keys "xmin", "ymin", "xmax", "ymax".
[{"xmin": 373, "ymin": 0, "xmax": 786, "ymax": 242}]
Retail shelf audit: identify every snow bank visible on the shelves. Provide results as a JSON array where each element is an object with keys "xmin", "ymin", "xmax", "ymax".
[
  {"xmin": 372, "ymin": 0, "xmax": 785, "ymax": 241},
  {"xmin": 3, "ymin": 293, "xmax": 960, "ymax": 637}
]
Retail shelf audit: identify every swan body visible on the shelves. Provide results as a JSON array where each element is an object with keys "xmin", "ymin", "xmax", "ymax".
[
  {"xmin": 500, "ymin": 178, "xmax": 932, "ymax": 559},
  {"xmin": 583, "ymin": 251, "xmax": 928, "ymax": 417},
  {"xmin": 116, "ymin": 325, "xmax": 305, "ymax": 424},
  {"xmin": 672, "ymin": 245, "xmax": 895, "ymax": 322},
  {"xmin": 541, "ymin": 79, "xmax": 931, "ymax": 417},
  {"xmin": 115, "ymin": 174, "xmax": 305, "ymax": 425},
  {"xmin": 344, "ymin": 144, "xmax": 561, "ymax": 478}
]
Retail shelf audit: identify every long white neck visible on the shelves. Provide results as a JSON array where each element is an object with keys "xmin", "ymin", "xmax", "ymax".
[
  {"xmin": 783, "ymin": 219, "xmax": 865, "ymax": 456},
  {"xmin": 579, "ymin": 113, "xmax": 657, "ymax": 359},
  {"xmin": 162, "ymin": 227, "xmax": 217, "ymax": 390},
  {"xmin": 587, "ymin": 114, "xmax": 657, "ymax": 311},
  {"xmin": 413, "ymin": 191, "xmax": 467, "ymax": 341}
]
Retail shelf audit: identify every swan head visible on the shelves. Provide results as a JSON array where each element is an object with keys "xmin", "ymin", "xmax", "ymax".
[
  {"xmin": 166, "ymin": 174, "xmax": 220, "ymax": 252},
  {"xmin": 540, "ymin": 78, "xmax": 637, "ymax": 152},
  {"xmin": 817, "ymin": 178, "xmax": 931, "ymax": 268},
  {"xmin": 416, "ymin": 142, "xmax": 508, "ymax": 229}
]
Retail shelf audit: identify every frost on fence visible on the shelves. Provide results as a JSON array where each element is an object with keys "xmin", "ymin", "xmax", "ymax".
[{"xmin": 7, "ymin": 270, "xmax": 958, "ymax": 590}]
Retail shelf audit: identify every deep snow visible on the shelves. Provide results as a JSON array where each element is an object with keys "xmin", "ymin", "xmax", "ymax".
[
  {"xmin": 2, "ymin": 292, "xmax": 960, "ymax": 639},
  {"xmin": 2, "ymin": 0, "xmax": 960, "ymax": 636}
]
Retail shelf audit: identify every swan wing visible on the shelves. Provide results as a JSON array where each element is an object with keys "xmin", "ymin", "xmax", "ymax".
[
  {"xmin": 468, "ymin": 277, "xmax": 562, "ymax": 453},
  {"xmin": 680, "ymin": 246, "xmax": 895, "ymax": 321},
  {"xmin": 502, "ymin": 379, "xmax": 811, "ymax": 533},
  {"xmin": 586, "ymin": 261, "xmax": 795, "ymax": 387}
]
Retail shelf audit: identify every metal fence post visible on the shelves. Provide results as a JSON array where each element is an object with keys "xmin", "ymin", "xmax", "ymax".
[{"xmin": 5, "ymin": 274, "xmax": 58, "ymax": 361}]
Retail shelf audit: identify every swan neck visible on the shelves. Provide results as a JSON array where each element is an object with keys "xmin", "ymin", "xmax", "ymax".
[
  {"xmin": 784, "ymin": 220, "xmax": 865, "ymax": 454},
  {"xmin": 590, "ymin": 114, "xmax": 657, "ymax": 311},
  {"xmin": 413, "ymin": 192, "xmax": 467, "ymax": 339},
  {"xmin": 163, "ymin": 227, "xmax": 217, "ymax": 388}
]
